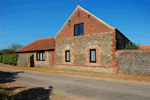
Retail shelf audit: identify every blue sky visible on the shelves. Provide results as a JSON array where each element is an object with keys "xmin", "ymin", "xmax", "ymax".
[{"xmin": 0, "ymin": 0, "xmax": 150, "ymax": 50}]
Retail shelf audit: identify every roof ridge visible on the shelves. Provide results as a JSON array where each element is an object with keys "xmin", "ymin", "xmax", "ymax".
[{"xmin": 38, "ymin": 37, "xmax": 54, "ymax": 40}]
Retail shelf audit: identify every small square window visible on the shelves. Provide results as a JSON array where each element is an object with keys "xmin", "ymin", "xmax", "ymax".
[
  {"xmin": 74, "ymin": 23, "xmax": 84, "ymax": 36},
  {"xmin": 65, "ymin": 50, "xmax": 70, "ymax": 62},
  {"xmin": 90, "ymin": 49, "xmax": 96, "ymax": 63}
]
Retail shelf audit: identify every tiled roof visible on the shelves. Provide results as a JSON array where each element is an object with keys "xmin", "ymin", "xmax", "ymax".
[
  {"xmin": 16, "ymin": 37, "xmax": 55, "ymax": 52},
  {"xmin": 139, "ymin": 45, "xmax": 150, "ymax": 50}
]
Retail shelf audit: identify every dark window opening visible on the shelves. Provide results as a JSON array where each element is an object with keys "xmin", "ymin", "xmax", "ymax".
[
  {"xmin": 69, "ymin": 20, "xmax": 71, "ymax": 26},
  {"xmin": 90, "ymin": 49, "xmax": 96, "ymax": 63},
  {"xmin": 74, "ymin": 23, "xmax": 84, "ymax": 36},
  {"xmin": 37, "ymin": 51, "xmax": 45, "ymax": 61},
  {"xmin": 65, "ymin": 50, "xmax": 70, "ymax": 62}
]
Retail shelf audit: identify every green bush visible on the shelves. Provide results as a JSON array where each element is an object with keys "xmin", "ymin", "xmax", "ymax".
[
  {"xmin": 0, "ymin": 49, "xmax": 15, "ymax": 54},
  {"xmin": 3, "ymin": 53, "xmax": 18, "ymax": 66},
  {"xmin": 0, "ymin": 55, "xmax": 3, "ymax": 63},
  {"xmin": 3, "ymin": 54, "xmax": 8, "ymax": 64},
  {"xmin": 122, "ymin": 42, "xmax": 140, "ymax": 50}
]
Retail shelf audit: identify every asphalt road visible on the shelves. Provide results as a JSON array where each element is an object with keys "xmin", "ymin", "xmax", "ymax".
[{"xmin": 0, "ymin": 68, "xmax": 150, "ymax": 100}]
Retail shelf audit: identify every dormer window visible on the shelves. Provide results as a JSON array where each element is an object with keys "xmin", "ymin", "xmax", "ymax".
[{"xmin": 74, "ymin": 23, "xmax": 84, "ymax": 36}]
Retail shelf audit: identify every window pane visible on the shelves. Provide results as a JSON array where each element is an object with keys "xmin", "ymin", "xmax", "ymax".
[
  {"xmin": 75, "ymin": 25, "xmax": 79, "ymax": 36},
  {"xmin": 66, "ymin": 51, "xmax": 70, "ymax": 62},
  {"xmin": 40, "ymin": 52, "xmax": 43, "ymax": 60},
  {"xmin": 79, "ymin": 24, "xmax": 84, "ymax": 35},
  {"xmin": 37, "ymin": 53, "xmax": 40, "ymax": 60},
  {"xmin": 91, "ymin": 50, "xmax": 96, "ymax": 62},
  {"xmin": 43, "ymin": 52, "xmax": 45, "ymax": 60},
  {"xmin": 66, "ymin": 51, "xmax": 70, "ymax": 61}
]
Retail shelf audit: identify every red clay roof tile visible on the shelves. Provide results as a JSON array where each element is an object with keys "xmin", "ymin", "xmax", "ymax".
[
  {"xmin": 139, "ymin": 45, "xmax": 150, "ymax": 50},
  {"xmin": 16, "ymin": 37, "xmax": 55, "ymax": 52}
]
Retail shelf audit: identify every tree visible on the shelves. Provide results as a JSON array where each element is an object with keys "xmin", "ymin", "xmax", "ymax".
[
  {"xmin": 0, "ymin": 49, "xmax": 15, "ymax": 54},
  {"xmin": 7, "ymin": 44, "xmax": 24, "ymax": 51},
  {"xmin": 122, "ymin": 42, "xmax": 140, "ymax": 50}
]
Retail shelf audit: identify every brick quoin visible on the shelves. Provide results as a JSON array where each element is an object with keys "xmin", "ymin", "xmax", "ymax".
[{"xmin": 111, "ymin": 30, "xmax": 120, "ymax": 73}]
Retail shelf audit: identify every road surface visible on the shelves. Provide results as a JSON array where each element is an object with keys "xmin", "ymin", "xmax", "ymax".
[{"xmin": 0, "ymin": 68, "xmax": 150, "ymax": 100}]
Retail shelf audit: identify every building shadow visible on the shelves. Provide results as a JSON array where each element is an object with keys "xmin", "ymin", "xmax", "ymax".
[
  {"xmin": 10, "ymin": 86, "xmax": 53, "ymax": 100},
  {"xmin": 0, "ymin": 71, "xmax": 53, "ymax": 100},
  {"xmin": 0, "ymin": 71, "xmax": 24, "ymax": 83}
]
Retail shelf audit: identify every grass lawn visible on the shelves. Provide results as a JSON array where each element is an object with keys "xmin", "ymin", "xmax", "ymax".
[
  {"xmin": 0, "ymin": 89, "xmax": 5, "ymax": 93},
  {"xmin": 0, "ymin": 64, "xmax": 150, "ymax": 83}
]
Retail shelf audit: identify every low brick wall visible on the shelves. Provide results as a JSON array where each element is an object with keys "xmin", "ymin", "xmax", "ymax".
[{"xmin": 116, "ymin": 50, "xmax": 150, "ymax": 75}]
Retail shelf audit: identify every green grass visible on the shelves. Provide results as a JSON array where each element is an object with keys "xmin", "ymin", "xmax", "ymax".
[{"xmin": 0, "ymin": 89, "xmax": 5, "ymax": 93}]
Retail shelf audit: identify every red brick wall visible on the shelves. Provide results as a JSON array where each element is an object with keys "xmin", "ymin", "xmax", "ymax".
[{"xmin": 55, "ymin": 6, "xmax": 114, "ymax": 39}]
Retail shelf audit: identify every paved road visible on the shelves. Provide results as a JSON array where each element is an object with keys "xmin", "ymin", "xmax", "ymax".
[{"xmin": 0, "ymin": 68, "xmax": 150, "ymax": 100}]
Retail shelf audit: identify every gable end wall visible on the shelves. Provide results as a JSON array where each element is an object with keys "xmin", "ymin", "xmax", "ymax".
[{"xmin": 55, "ymin": 6, "xmax": 114, "ymax": 39}]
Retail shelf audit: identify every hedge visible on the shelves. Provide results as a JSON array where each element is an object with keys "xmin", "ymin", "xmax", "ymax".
[
  {"xmin": 3, "ymin": 53, "xmax": 18, "ymax": 66},
  {"xmin": 0, "ymin": 55, "xmax": 3, "ymax": 63}
]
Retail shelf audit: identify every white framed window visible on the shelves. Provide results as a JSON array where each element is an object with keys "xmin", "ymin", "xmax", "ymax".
[
  {"xmin": 37, "ymin": 51, "xmax": 45, "ymax": 61},
  {"xmin": 65, "ymin": 50, "xmax": 70, "ymax": 62},
  {"xmin": 90, "ymin": 49, "xmax": 96, "ymax": 63}
]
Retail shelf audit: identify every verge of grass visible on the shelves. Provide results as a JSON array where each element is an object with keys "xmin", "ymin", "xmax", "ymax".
[
  {"xmin": 0, "ymin": 64, "xmax": 150, "ymax": 83},
  {"xmin": 0, "ymin": 89, "xmax": 5, "ymax": 93}
]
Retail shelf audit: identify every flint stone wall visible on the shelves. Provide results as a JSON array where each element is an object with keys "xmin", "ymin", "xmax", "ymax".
[
  {"xmin": 18, "ymin": 51, "xmax": 53, "ymax": 68},
  {"xmin": 35, "ymin": 52, "xmax": 53, "ymax": 68},
  {"xmin": 54, "ymin": 65, "xmax": 115, "ymax": 73},
  {"xmin": 18, "ymin": 54, "xmax": 33, "ymax": 67},
  {"xmin": 116, "ymin": 50, "xmax": 150, "ymax": 75},
  {"xmin": 55, "ymin": 32, "xmax": 113, "ymax": 72}
]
